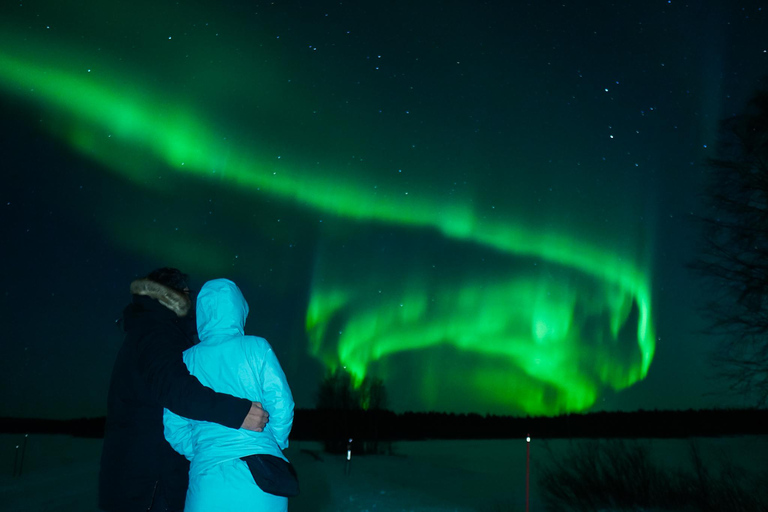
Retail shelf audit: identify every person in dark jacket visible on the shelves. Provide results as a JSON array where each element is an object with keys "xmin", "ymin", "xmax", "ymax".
[{"xmin": 98, "ymin": 268, "xmax": 270, "ymax": 512}]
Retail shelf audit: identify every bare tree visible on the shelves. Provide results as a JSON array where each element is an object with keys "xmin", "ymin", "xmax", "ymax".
[
  {"xmin": 316, "ymin": 368, "xmax": 360, "ymax": 410},
  {"xmin": 315, "ymin": 368, "xmax": 389, "ymax": 454},
  {"xmin": 693, "ymin": 87, "xmax": 768, "ymax": 406},
  {"xmin": 315, "ymin": 368, "xmax": 387, "ymax": 411},
  {"xmin": 360, "ymin": 375, "xmax": 388, "ymax": 412}
]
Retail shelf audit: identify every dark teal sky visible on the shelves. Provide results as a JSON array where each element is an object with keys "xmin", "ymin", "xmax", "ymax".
[{"xmin": 1, "ymin": 0, "xmax": 765, "ymax": 418}]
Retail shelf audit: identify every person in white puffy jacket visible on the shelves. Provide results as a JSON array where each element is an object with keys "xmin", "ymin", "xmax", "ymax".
[{"xmin": 163, "ymin": 278, "xmax": 294, "ymax": 512}]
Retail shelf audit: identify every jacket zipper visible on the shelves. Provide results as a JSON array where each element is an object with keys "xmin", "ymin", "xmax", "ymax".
[{"xmin": 146, "ymin": 480, "xmax": 159, "ymax": 511}]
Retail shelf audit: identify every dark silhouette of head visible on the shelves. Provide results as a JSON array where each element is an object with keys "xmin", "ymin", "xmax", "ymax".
[{"xmin": 146, "ymin": 267, "xmax": 190, "ymax": 293}]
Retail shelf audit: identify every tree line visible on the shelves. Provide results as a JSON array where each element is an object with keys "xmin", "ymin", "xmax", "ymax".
[{"xmin": 2, "ymin": 408, "xmax": 767, "ymax": 444}]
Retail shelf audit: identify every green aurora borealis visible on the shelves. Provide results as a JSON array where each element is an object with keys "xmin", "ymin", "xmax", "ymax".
[{"xmin": 1, "ymin": 0, "xmax": 763, "ymax": 417}]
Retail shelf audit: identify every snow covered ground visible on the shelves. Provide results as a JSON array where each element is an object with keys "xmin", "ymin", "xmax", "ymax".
[{"xmin": 1, "ymin": 434, "xmax": 766, "ymax": 511}]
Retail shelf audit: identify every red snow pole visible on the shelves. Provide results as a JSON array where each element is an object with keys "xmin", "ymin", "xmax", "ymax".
[{"xmin": 525, "ymin": 434, "xmax": 531, "ymax": 512}]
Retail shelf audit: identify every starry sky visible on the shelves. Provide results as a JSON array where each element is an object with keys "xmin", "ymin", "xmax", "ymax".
[{"xmin": 1, "ymin": 0, "xmax": 766, "ymax": 419}]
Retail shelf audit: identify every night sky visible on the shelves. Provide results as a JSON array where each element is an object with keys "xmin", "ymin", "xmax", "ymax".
[{"xmin": 1, "ymin": 1, "xmax": 766, "ymax": 419}]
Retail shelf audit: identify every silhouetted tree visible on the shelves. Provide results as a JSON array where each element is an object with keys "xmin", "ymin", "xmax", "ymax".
[
  {"xmin": 316, "ymin": 367, "xmax": 360, "ymax": 410},
  {"xmin": 360, "ymin": 375, "xmax": 388, "ymax": 411},
  {"xmin": 315, "ymin": 368, "xmax": 390, "ymax": 453},
  {"xmin": 316, "ymin": 368, "xmax": 388, "ymax": 411},
  {"xmin": 359, "ymin": 375, "xmax": 388, "ymax": 453},
  {"xmin": 693, "ymin": 86, "xmax": 768, "ymax": 406}
]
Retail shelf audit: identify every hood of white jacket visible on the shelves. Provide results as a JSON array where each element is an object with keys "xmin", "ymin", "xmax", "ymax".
[{"xmin": 196, "ymin": 278, "xmax": 249, "ymax": 341}]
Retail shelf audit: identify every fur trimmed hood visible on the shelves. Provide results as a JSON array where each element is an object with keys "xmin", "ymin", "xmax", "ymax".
[{"xmin": 130, "ymin": 278, "xmax": 192, "ymax": 317}]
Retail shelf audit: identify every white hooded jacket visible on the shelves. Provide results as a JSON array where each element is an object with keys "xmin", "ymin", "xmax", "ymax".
[{"xmin": 163, "ymin": 278, "xmax": 294, "ymax": 511}]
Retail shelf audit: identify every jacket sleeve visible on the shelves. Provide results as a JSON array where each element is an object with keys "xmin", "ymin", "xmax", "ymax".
[
  {"xmin": 136, "ymin": 325, "xmax": 251, "ymax": 428},
  {"xmin": 163, "ymin": 408, "xmax": 197, "ymax": 460},
  {"xmin": 258, "ymin": 342, "xmax": 294, "ymax": 450}
]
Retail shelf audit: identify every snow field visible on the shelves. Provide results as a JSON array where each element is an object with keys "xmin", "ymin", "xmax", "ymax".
[{"xmin": 1, "ymin": 434, "xmax": 766, "ymax": 512}]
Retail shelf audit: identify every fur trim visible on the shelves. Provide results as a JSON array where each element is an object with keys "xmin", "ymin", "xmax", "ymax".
[{"xmin": 130, "ymin": 278, "xmax": 191, "ymax": 317}]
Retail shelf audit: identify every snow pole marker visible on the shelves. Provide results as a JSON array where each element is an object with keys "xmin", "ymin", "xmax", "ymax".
[
  {"xmin": 19, "ymin": 434, "xmax": 28, "ymax": 477},
  {"xmin": 526, "ymin": 434, "xmax": 531, "ymax": 512},
  {"xmin": 13, "ymin": 444, "xmax": 19, "ymax": 477},
  {"xmin": 345, "ymin": 437, "xmax": 353, "ymax": 475},
  {"xmin": 13, "ymin": 434, "xmax": 28, "ymax": 478}
]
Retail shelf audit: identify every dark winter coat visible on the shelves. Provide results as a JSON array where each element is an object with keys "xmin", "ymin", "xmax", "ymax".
[{"xmin": 98, "ymin": 279, "xmax": 252, "ymax": 512}]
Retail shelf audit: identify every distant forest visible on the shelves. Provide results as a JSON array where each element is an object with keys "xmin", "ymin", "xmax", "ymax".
[{"xmin": 2, "ymin": 408, "xmax": 767, "ymax": 442}]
